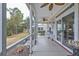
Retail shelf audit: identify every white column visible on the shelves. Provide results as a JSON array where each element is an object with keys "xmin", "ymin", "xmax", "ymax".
[
  {"xmin": 35, "ymin": 17, "xmax": 38, "ymax": 39},
  {"xmin": 54, "ymin": 20, "xmax": 57, "ymax": 40},
  {"xmin": 29, "ymin": 4, "xmax": 32, "ymax": 54},
  {"xmin": 35, "ymin": 17, "xmax": 37, "ymax": 39},
  {"xmin": 34, "ymin": 17, "xmax": 37, "ymax": 45},
  {"xmin": 61, "ymin": 19, "xmax": 63, "ymax": 43},
  {"xmin": 0, "ymin": 3, "xmax": 2, "ymax": 55},
  {"xmin": 0, "ymin": 3, "xmax": 6, "ymax": 55},
  {"xmin": 74, "ymin": 4, "xmax": 79, "ymax": 41}
]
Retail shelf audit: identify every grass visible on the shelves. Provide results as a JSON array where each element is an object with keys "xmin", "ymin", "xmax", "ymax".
[{"xmin": 7, "ymin": 32, "xmax": 29, "ymax": 46}]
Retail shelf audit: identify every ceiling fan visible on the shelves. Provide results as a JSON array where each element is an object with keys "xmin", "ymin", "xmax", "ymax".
[{"xmin": 40, "ymin": 3, "xmax": 64, "ymax": 11}]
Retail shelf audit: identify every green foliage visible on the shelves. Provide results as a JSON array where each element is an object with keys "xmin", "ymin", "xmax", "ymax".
[
  {"xmin": 23, "ymin": 17, "xmax": 30, "ymax": 32},
  {"xmin": 7, "ymin": 8, "xmax": 30, "ymax": 36}
]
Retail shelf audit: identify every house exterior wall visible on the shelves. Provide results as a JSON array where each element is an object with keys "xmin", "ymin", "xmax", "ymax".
[
  {"xmin": 55, "ymin": 4, "xmax": 79, "ymax": 41},
  {"xmin": 51, "ymin": 3, "xmax": 79, "ymax": 53}
]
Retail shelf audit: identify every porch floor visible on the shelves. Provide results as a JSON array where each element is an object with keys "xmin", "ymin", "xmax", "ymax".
[{"xmin": 32, "ymin": 35, "xmax": 71, "ymax": 56}]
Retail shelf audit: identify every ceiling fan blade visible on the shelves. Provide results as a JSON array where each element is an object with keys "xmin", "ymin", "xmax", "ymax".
[
  {"xmin": 55, "ymin": 3, "xmax": 64, "ymax": 5},
  {"xmin": 49, "ymin": 3, "xmax": 53, "ymax": 11},
  {"xmin": 40, "ymin": 3, "xmax": 49, "ymax": 8}
]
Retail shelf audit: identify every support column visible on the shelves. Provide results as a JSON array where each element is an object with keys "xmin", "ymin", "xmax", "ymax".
[
  {"xmin": 54, "ymin": 20, "xmax": 57, "ymax": 40},
  {"xmin": 0, "ymin": 3, "xmax": 6, "ymax": 56},
  {"xmin": 34, "ymin": 15, "xmax": 38, "ymax": 41},
  {"xmin": 0, "ymin": 3, "xmax": 2, "ymax": 55},
  {"xmin": 29, "ymin": 4, "xmax": 32, "ymax": 54},
  {"xmin": 78, "ymin": 4, "xmax": 79, "ymax": 41},
  {"xmin": 34, "ymin": 17, "xmax": 37, "ymax": 44},
  {"xmin": 61, "ymin": 19, "xmax": 63, "ymax": 43},
  {"xmin": 74, "ymin": 4, "xmax": 79, "ymax": 41}
]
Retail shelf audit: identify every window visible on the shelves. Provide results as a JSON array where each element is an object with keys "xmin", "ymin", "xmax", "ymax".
[
  {"xmin": 38, "ymin": 27, "xmax": 43, "ymax": 31},
  {"xmin": 38, "ymin": 27, "xmax": 45, "ymax": 35},
  {"xmin": 57, "ymin": 20, "xmax": 62, "ymax": 42},
  {"xmin": 62, "ymin": 12, "xmax": 74, "ymax": 50}
]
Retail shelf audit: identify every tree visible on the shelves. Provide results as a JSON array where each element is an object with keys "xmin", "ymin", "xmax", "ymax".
[
  {"xmin": 24, "ymin": 17, "xmax": 30, "ymax": 32},
  {"xmin": 7, "ymin": 8, "xmax": 23, "ymax": 35}
]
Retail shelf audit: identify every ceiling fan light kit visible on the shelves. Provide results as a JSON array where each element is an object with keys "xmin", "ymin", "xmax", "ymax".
[
  {"xmin": 40, "ymin": 3, "xmax": 65, "ymax": 11},
  {"xmin": 49, "ymin": 4, "xmax": 53, "ymax": 11}
]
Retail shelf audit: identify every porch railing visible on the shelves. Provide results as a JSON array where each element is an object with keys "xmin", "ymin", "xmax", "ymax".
[{"xmin": 6, "ymin": 33, "xmax": 35, "ymax": 55}]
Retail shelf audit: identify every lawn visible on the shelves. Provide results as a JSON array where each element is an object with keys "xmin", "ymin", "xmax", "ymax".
[{"xmin": 7, "ymin": 32, "xmax": 29, "ymax": 46}]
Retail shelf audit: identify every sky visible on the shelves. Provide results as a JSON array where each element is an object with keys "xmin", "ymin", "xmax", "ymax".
[{"xmin": 7, "ymin": 3, "xmax": 30, "ymax": 20}]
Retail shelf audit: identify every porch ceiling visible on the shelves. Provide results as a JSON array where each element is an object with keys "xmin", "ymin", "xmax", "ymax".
[
  {"xmin": 26, "ymin": 3, "xmax": 69, "ymax": 23},
  {"xmin": 33, "ymin": 3, "xmax": 66, "ymax": 20}
]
